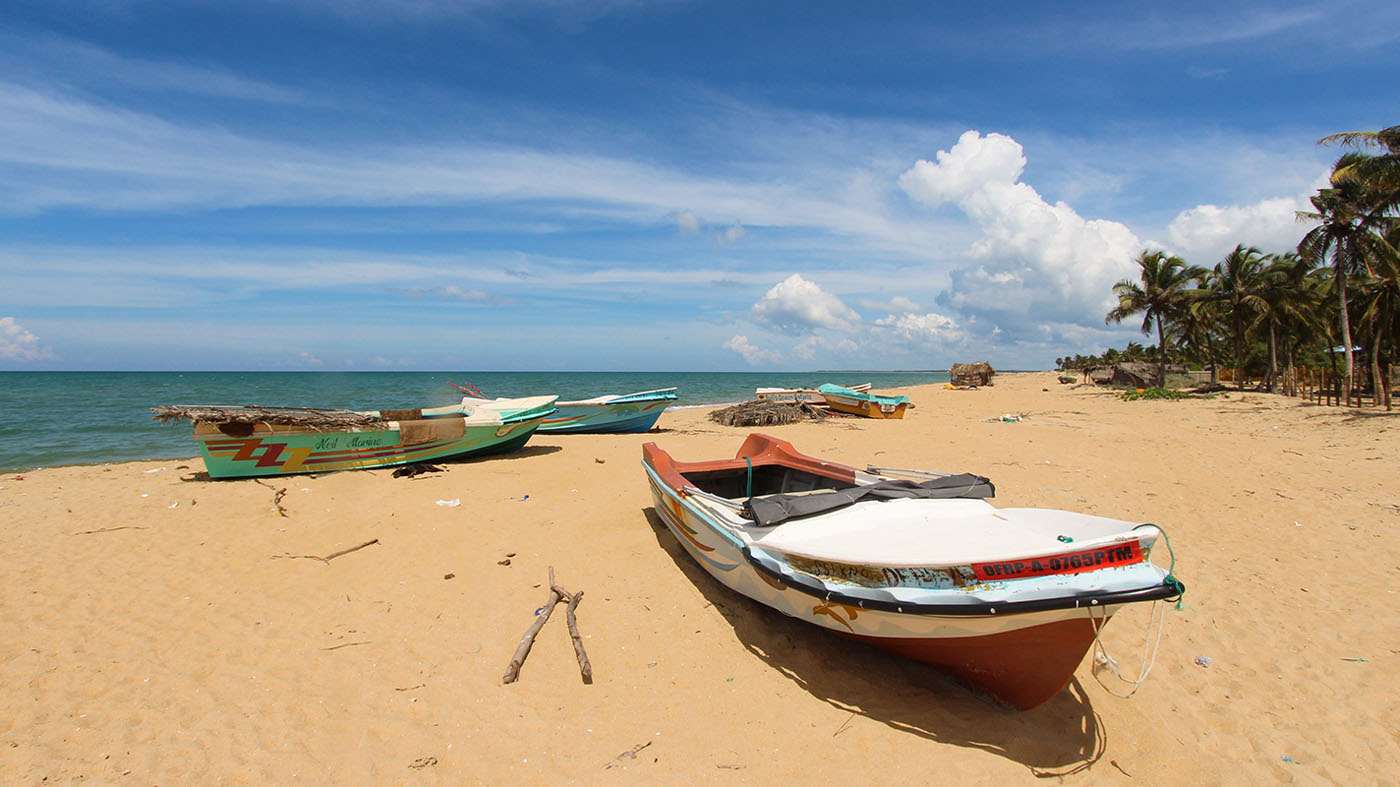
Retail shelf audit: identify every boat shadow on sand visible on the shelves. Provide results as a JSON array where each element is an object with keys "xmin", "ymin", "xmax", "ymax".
[
  {"xmin": 642, "ymin": 507, "xmax": 1109, "ymax": 777},
  {"xmin": 174, "ymin": 444, "xmax": 565, "ymax": 482}
]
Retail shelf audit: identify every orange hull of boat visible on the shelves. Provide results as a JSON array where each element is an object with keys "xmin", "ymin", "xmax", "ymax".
[
  {"xmin": 825, "ymin": 399, "xmax": 909, "ymax": 419},
  {"xmin": 839, "ymin": 615, "xmax": 1104, "ymax": 709}
]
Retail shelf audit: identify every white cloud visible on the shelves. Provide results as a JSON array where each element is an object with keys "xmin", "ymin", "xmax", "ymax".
[
  {"xmin": 672, "ymin": 210, "xmax": 701, "ymax": 234},
  {"xmin": 724, "ymin": 334, "xmax": 781, "ymax": 365},
  {"xmin": 874, "ymin": 311, "xmax": 964, "ymax": 349},
  {"xmin": 719, "ymin": 221, "xmax": 746, "ymax": 245},
  {"xmin": 859, "ymin": 295, "xmax": 921, "ymax": 313},
  {"xmin": 749, "ymin": 274, "xmax": 861, "ymax": 334},
  {"xmin": 899, "ymin": 130, "xmax": 1141, "ymax": 329},
  {"xmin": 1164, "ymin": 173, "xmax": 1329, "ymax": 262},
  {"xmin": 0, "ymin": 317, "xmax": 54, "ymax": 362},
  {"xmin": 792, "ymin": 335, "xmax": 858, "ymax": 360}
]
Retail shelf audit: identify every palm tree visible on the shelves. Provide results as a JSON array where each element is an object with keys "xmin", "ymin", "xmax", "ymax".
[
  {"xmin": 1251, "ymin": 253, "xmax": 1316, "ymax": 392},
  {"xmin": 1352, "ymin": 226, "xmax": 1400, "ymax": 408},
  {"xmin": 1106, "ymin": 250, "xmax": 1197, "ymax": 386},
  {"xmin": 1321, "ymin": 125, "xmax": 1400, "ymax": 213},
  {"xmin": 1297, "ymin": 182, "xmax": 1392, "ymax": 404},
  {"xmin": 1201, "ymin": 245, "xmax": 1266, "ymax": 389}
]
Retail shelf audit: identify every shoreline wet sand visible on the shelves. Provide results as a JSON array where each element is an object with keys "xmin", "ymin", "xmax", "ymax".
[{"xmin": 2, "ymin": 372, "xmax": 1396, "ymax": 783}]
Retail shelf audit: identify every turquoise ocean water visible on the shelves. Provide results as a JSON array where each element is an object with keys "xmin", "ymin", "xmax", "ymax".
[{"xmin": 0, "ymin": 371, "xmax": 949, "ymax": 473}]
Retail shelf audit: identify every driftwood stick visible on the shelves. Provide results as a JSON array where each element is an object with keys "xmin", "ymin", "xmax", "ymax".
[
  {"xmin": 320, "ymin": 640, "xmax": 371, "ymax": 651},
  {"xmin": 322, "ymin": 539, "xmax": 380, "ymax": 561},
  {"xmin": 503, "ymin": 570, "xmax": 562, "ymax": 684},
  {"xmin": 604, "ymin": 741, "xmax": 653, "ymax": 769},
  {"xmin": 564, "ymin": 589, "xmax": 593, "ymax": 684},
  {"xmin": 274, "ymin": 538, "xmax": 380, "ymax": 564},
  {"xmin": 253, "ymin": 479, "xmax": 289, "ymax": 517}
]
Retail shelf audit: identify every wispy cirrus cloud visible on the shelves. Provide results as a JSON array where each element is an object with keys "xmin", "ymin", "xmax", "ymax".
[{"xmin": 0, "ymin": 30, "xmax": 313, "ymax": 105}]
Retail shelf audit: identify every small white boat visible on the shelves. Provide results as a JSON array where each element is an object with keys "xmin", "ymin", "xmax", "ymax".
[
  {"xmin": 755, "ymin": 382, "xmax": 869, "ymax": 404},
  {"xmin": 641, "ymin": 434, "xmax": 1183, "ymax": 709}
]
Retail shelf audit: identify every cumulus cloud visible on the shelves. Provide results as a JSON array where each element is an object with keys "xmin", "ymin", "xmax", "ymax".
[
  {"xmin": 724, "ymin": 334, "xmax": 782, "ymax": 365},
  {"xmin": 749, "ymin": 274, "xmax": 861, "ymax": 334},
  {"xmin": 0, "ymin": 317, "xmax": 54, "ymax": 362},
  {"xmin": 1165, "ymin": 173, "xmax": 1329, "ymax": 262},
  {"xmin": 899, "ymin": 131, "xmax": 1141, "ymax": 330},
  {"xmin": 874, "ymin": 311, "xmax": 964, "ymax": 349}
]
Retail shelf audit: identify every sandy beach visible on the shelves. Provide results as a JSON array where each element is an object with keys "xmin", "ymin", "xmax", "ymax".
[{"xmin": 2, "ymin": 372, "xmax": 1396, "ymax": 784}]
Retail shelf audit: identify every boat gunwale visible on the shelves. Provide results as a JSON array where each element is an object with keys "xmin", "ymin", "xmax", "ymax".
[{"xmin": 744, "ymin": 545, "xmax": 1183, "ymax": 617}]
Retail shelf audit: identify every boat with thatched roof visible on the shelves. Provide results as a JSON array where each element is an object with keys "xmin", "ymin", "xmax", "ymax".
[
  {"xmin": 641, "ymin": 434, "xmax": 1184, "ymax": 709},
  {"xmin": 152, "ymin": 396, "xmax": 557, "ymax": 478}
]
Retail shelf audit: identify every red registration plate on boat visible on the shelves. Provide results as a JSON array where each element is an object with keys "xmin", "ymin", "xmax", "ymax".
[{"xmin": 971, "ymin": 541, "xmax": 1143, "ymax": 581}]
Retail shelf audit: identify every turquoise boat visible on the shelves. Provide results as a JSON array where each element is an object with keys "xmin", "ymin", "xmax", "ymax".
[
  {"xmin": 163, "ymin": 396, "xmax": 557, "ymax": 478},
  {"xmin": 818, "ymin": 383, "xmax": 910, "ymax": 419},
  {"xmin": 539, "ymin": 388, "xmax": 679, "ymax": 433}
]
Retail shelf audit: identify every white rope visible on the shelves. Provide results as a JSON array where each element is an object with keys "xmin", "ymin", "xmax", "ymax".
[{"xmin": 1087, "ymin": 599, "xmax": 1167, "ymax": 699}]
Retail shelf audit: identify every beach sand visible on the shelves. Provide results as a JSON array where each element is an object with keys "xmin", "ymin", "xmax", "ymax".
[{"xmin": 2, "ymin": 372, "xmax": 1396, "ymax": 784}]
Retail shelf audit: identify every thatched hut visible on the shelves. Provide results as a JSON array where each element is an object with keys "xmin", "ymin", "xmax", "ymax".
[{"xmin": 949, "ymin": 362, "xmax": 994, "ymax": 387}]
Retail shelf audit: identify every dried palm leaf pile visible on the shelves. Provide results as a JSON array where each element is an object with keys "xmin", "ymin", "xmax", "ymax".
[
  {"xmin": 708, "ymin": 400, "xmax": 828, "ymax": 427},
  {"xmin": 150, "ymin": 405, "xmax": 388, "ymax": 430}
]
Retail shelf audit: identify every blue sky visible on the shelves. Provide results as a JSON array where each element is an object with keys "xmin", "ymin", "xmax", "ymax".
[{"xmin": 1, "ymin": 1, "xmax": 1396, "ymax": 371}]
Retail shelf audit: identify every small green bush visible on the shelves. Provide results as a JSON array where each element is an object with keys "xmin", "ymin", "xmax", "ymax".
[{"xmin": 1121, "ymin": 387, "xmax": 1188, "ymax": 401}]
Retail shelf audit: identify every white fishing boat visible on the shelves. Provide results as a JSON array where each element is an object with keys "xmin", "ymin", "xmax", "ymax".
[{"xmin": 641, "ymin": 434, "xmax": 1183, "ymax": 709}]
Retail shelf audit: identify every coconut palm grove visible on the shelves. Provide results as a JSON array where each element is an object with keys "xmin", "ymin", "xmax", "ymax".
[{"xmin": 1062, "ymin": 124, "xmax": 1399, "ymax": 409}]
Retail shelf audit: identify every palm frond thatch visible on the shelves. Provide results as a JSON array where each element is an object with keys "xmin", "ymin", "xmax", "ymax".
[
  {"xmin": 150, "ymin": 405, "xmax": 388, "ymax": 430},
  {"xmin": 708, "ymin": 400, "xmax": 828, "ymax": 427},
  {"xmin": 949, "ymin": 362, "xmax": 995, "ymax": 387}
]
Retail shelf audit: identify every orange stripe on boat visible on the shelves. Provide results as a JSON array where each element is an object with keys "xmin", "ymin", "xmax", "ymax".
[{"xmin": 972, "ymin": 541, "xmax": 1143, "ymax": 581}]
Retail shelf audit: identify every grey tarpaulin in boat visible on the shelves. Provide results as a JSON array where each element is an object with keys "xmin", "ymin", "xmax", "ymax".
[{"xmin": 741, "ymin": 474, "xmax": 994, "ymax": 527}]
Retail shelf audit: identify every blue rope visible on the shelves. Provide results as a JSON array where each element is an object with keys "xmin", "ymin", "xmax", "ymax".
[{"xmin": 744, "ymin": 456, "xmax": 753, "ymax": 500}]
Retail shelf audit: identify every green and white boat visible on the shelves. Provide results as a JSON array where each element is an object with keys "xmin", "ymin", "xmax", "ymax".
[{"xmin": 154, "ymin": 396, "xmax": 557, "ymax": 478}]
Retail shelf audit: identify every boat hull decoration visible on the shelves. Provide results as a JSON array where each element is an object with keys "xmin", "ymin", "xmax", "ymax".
[
  {"xmin": 641, "ymin": 433, "xmax": 1182, "ymax": 709},
  {"xmin": 818, "ymin": 383, "xmax": 910, "ymax": 419},
  {"xmin": 538, "ymin": 388, "xmax": 678, "ymax": 434},
  {"xmin": 194, "ymin": 396, "xmax": 557, "ymax": 478}
]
